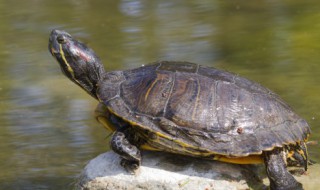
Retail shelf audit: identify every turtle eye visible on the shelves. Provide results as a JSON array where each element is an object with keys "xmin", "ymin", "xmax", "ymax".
[{"xmin": 57, "ymin": 35, "xmax": 67, "ymax": 44}]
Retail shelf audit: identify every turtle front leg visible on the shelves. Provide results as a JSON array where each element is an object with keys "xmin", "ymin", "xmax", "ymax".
[
  {"xmin": 264, "ymin": 148, "xmax": 303, "ymax": 190},
  {"xmin": 110, "ymin": 131, "xmax": 141, "ymax": 174}
]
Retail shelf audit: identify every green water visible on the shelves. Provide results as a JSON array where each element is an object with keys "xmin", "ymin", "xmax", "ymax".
[{"xmin": 0, "ymin": 0, "xmax": 319, "ymax": 189}]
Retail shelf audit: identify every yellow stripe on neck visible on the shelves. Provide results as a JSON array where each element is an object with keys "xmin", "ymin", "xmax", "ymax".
[{"xmin": 59, "ymin": 44, "xmax": 75, "ymax": 79}]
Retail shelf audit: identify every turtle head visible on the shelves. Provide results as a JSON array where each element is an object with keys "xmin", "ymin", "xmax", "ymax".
[{"xmin": 48, "ymin": 29, "xmax": 105, "ymax": 99}]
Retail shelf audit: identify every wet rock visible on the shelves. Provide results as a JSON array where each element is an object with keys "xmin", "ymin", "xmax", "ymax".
[{"xmin": 76, "ymin": 151, "xmax": 266, "ymax": 190}]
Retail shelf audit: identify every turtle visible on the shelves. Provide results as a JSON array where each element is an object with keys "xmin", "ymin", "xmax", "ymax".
[{"xmin": 48, "ymin": 29, "xmax": 311, "ymax": 190}]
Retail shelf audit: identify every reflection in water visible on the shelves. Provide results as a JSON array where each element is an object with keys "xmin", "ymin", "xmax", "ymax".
[
  {"xmin": 1, "ymin": 84, "xmax": 100, "ymax": 188},
  {"xmin": 0, "ymin": 0, "xmax": 319, "ymax": 189},
  {"xmin": 120, "ymin": 0, "xmax": 219, "ymax": 65}
]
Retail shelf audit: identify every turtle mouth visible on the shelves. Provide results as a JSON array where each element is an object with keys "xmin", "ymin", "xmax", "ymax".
[{"xmin": 48, "ymin": 43, "xmax": 59, "ymax": 55}]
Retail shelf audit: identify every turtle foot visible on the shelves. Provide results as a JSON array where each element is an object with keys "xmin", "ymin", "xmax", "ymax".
[{"xmin": 120, "ymin": 158, "xmax": 141, "ymax": 175}]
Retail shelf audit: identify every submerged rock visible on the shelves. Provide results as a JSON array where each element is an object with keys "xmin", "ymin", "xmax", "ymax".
[{"xmin": 77, "ymin": 151, "xmax": 266, "ymax": 190}]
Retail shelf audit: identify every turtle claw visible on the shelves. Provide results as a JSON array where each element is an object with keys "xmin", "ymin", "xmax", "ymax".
[
  {"xmin": 120, "ymin": 158, "xmax": 141, "ymax": 175},
  {"xmin": 110, "ymin": 131, "xmax": 142, "ymax": 175}
]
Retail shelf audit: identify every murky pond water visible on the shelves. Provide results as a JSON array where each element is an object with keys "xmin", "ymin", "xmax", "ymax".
[{"xmin": 0, "ymin": 0, "xmax": 319, "ymax": 189}]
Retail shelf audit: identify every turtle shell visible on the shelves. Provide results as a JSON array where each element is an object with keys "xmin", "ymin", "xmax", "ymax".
[{"xmin": 97, "ymin": 61, "xmax": 311, "ymax": 157}]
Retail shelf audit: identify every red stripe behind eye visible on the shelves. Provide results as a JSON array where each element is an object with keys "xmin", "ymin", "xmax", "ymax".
[{"xmin": 73, "ymin": 45, "xmax": 91, "ymax": 62}]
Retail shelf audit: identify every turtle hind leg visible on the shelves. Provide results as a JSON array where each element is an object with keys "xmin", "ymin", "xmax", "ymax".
[
  {"xmin": 287, "ymin": 142, "xmax": 308, "ymax": 171},
  {"xmin": 110, "ymin": 131, "xmax": 141, "ymax": 174},
  {"xmin": 263, "ymin": 148, "xmax": 303, "ymax": 190}
]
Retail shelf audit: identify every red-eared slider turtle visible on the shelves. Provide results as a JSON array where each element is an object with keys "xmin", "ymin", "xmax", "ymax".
[{"xmin": 48, "ymin": 29, "xmax": 311, "ymax": 190}]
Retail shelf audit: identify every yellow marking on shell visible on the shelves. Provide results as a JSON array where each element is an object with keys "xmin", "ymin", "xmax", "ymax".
[
  {"xmin": 152, "ymin": 131, "xmax": 219, "ymax": 157},
  {"xmin": 140, "ymin": 138, "xmax": 263, "ymax": 164},
  {"xmin": 213, "ymin": 155, "xmax": 263, "ymax": 164},
  {"xmin": 154, "ymin": 131, "xmax": 191, "ymax": 147},
  {"xmin": 140, "ymin": 144, "xmax": 161, "ymax": 151},
  {"xmin": 144, "ymin": 78, "xmax": 158, "ymax": 101},
  {"xmin": 59, "ymin": 44, "xmax": 75, "ymax": 79}
]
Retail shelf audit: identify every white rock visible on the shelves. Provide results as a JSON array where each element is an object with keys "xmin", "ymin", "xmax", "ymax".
[{"xmin": 77, "ymin": 151, "xmax": 266, "ymax": 190}]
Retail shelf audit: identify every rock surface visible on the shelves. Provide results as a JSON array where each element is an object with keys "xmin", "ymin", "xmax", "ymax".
[
  {"xmin": 76, "ymin": 151, "xmax": 266, "ymax": 190},
  {"xmin": 77, "ymin": 151, "xmax": 320, "ymax": 190}
]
